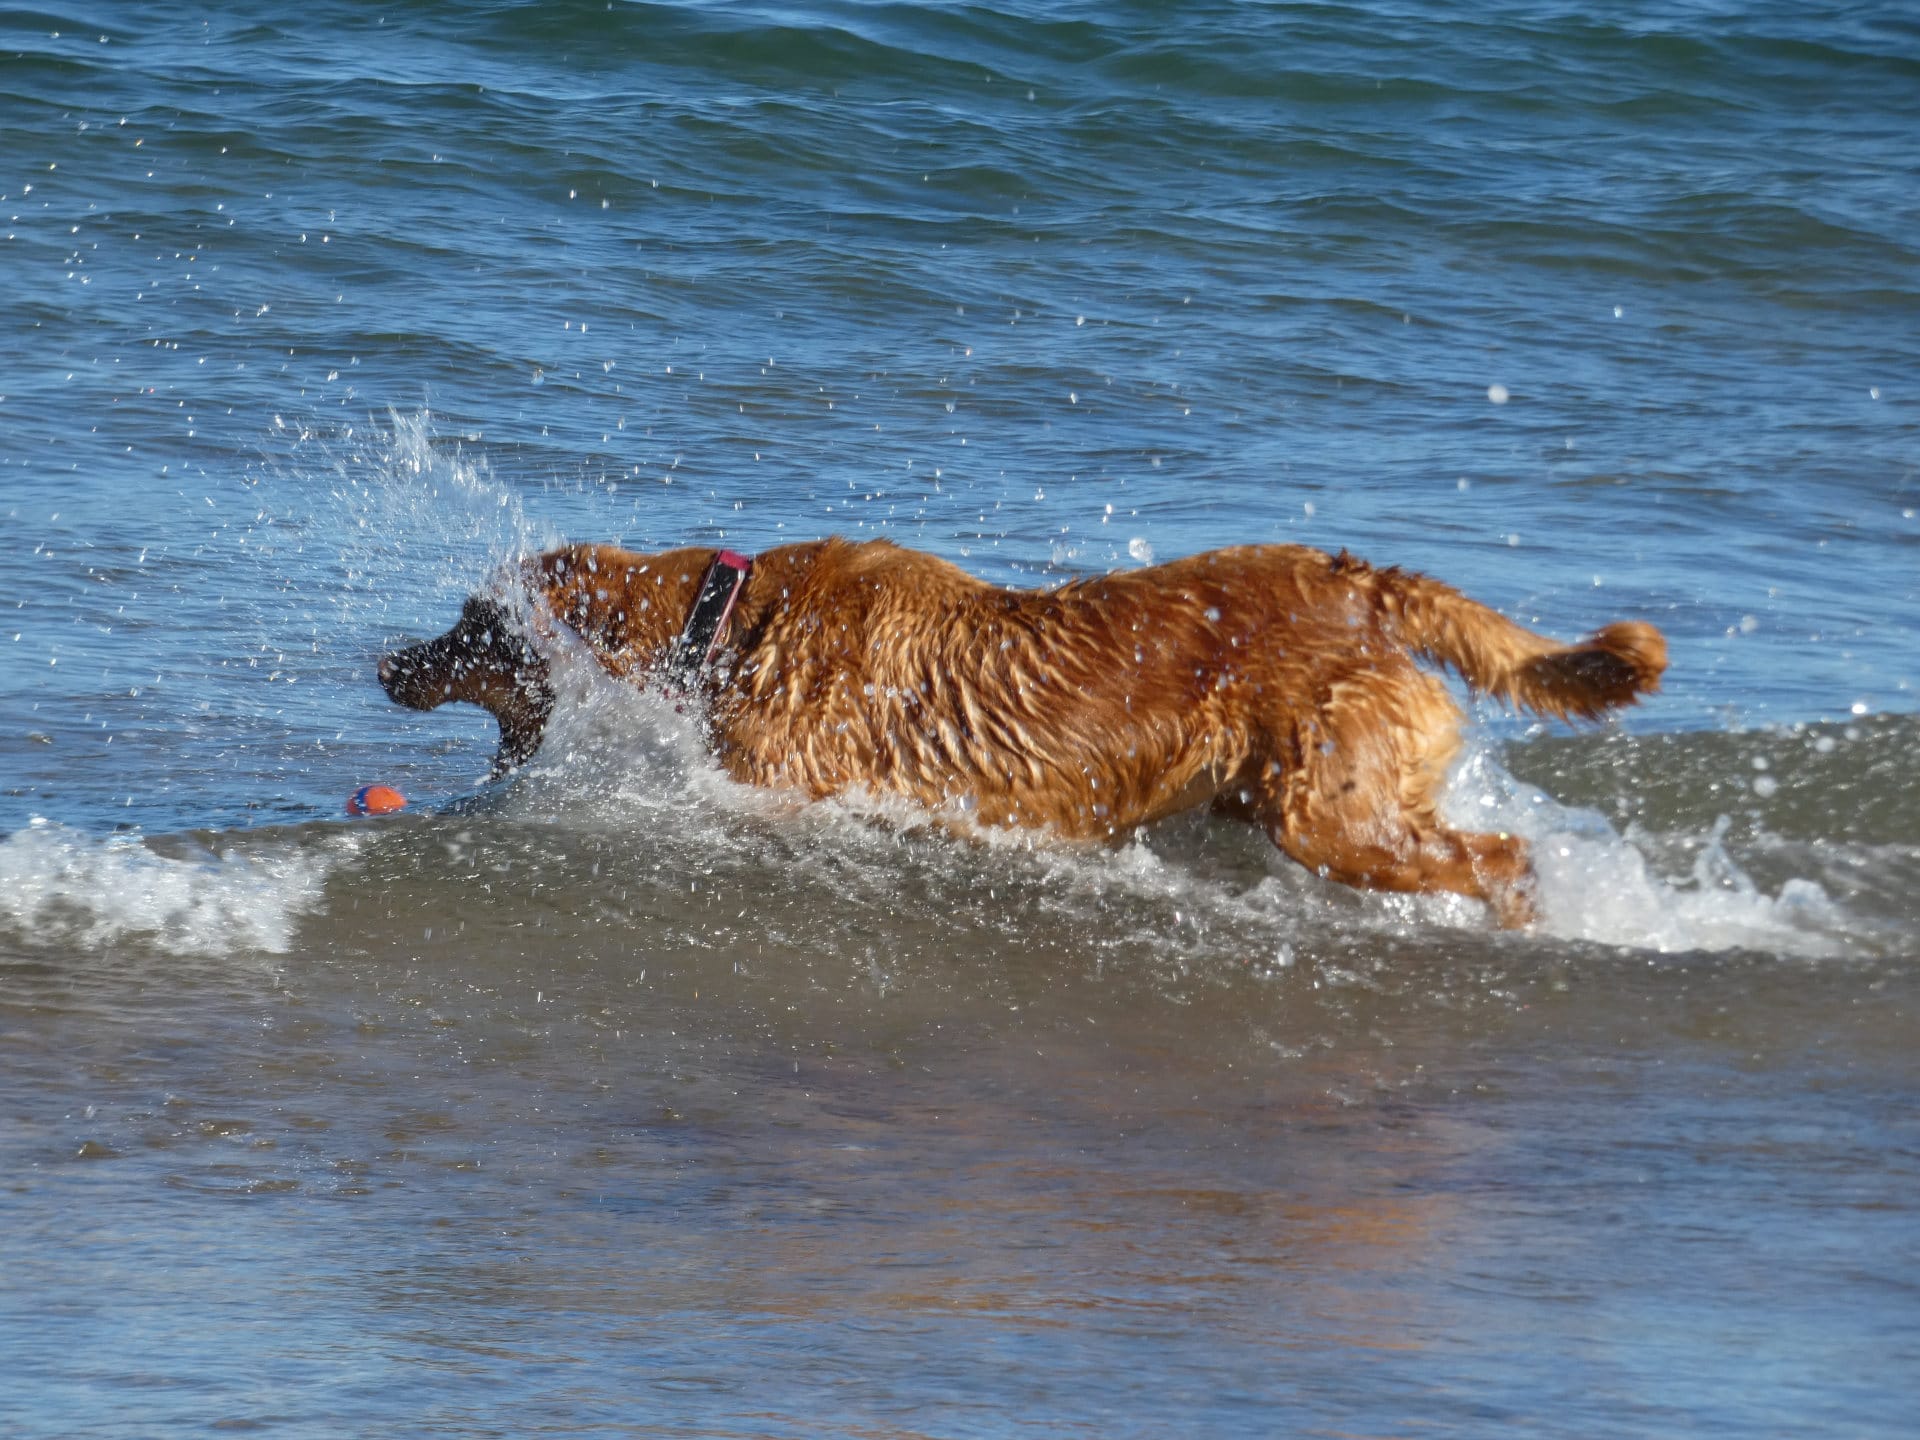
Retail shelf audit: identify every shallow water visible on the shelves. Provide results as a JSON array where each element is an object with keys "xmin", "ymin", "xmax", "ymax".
[{"xmin": 3, "ymin": 1, "xmax": 1918, "ymax": 1435}]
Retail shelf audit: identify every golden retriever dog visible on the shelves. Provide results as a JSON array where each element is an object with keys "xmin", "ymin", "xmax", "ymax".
[{"xmin": 379, "ymin": 538, "xmax": 1665, "ymax": 926}]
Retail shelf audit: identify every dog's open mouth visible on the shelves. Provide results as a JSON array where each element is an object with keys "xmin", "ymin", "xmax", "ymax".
[{"xmin": 379, "ymin": 596, "xmax": 554, "ymax": 776}]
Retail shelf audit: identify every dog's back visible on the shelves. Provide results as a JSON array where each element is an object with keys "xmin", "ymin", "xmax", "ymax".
[{"xmin": 707, "ymin": 541, "xmax": 1662, "ymax": 843}]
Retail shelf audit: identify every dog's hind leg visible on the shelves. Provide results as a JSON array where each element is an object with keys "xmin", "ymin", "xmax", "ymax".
[{"xmin": 1258, "ymin": 658, "xmax": 1537, "ymax": 927}]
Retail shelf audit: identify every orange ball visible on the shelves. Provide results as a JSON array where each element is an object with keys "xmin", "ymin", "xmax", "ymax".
[{"xmin": 347, "ymin": 783, "xmax": 408, "ymax": 817}]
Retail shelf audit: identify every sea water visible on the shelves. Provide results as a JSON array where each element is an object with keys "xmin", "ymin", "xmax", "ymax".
[{"xmin": 2, "ymin": 3, "xmax": 1916, "ymax": 1435}]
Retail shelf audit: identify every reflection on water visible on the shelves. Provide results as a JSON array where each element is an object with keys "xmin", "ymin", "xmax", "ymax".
[{"xmin": 4, "ymin": 860, "xmax": 1916, "ymax": 1434}]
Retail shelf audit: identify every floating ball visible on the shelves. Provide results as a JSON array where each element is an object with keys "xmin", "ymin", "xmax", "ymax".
[{"xmin": 347, "ymin": 783, "xmax": 408, "ymax": 817}]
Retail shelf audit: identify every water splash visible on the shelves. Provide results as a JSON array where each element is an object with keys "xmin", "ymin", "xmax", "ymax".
[
  {"xmin": 312, "ymin": 408, "xmax": 558, "ymax": 629},
  {"xmin": 496, "ymin": 644, "xmax": 747, "ymax": 821},
  {"xmin": 1444, "ymin": 743, "xmax": 1851, "ymax": 957}
]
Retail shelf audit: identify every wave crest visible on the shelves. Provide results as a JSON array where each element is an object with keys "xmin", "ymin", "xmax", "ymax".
[{"xmin": 0, "ymin": 822, "xmax": 339, "ymax": 957}]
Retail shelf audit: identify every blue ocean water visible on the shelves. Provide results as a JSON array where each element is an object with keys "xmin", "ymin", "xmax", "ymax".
[{"xmin": 2, "ymin": 3, "xmax": 1917, "ymax": 1436}]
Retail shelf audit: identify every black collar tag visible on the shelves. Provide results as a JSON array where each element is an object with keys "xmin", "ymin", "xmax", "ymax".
[{"xmin": 666, "ymin": 549, "xmax": 753, "ymax": 690}]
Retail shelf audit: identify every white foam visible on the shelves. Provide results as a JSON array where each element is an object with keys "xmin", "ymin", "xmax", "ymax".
[
  {"xmin": 0, "ymin": 821, "xmax": 341, "ymax": 956},
  {"xmin": 1443, "ymin": 744, "xmax": 1850, "ymax": 957}
]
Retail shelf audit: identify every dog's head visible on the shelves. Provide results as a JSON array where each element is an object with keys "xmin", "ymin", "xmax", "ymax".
[{"xmin": 379, "ymin": 594, "xmax": 554, "ymax": 777}]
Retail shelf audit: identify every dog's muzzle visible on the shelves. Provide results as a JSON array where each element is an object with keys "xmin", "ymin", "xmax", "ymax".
[
  {"xmin": 378, "ymin": 641, "xmax": 453, "ymax": 711},
  {"xmin": 378, "ymin": 596, "xmax": 555, "ymax": 775}
]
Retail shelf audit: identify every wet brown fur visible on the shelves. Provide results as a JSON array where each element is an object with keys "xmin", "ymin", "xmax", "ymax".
[{"xmin": 381, "ymin": 538, "xmax": 1666, "ymax": 926}]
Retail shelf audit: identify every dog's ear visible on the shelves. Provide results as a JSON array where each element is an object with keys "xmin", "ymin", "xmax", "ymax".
[{"xmin": 522, "ymin": 546, "xmax": 598, "ymax": 632}]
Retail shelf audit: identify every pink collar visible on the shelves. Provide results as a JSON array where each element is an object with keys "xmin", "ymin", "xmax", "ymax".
[{"xmin": 665, "ymin": 549, "xmax": 753, "ymax": 688}]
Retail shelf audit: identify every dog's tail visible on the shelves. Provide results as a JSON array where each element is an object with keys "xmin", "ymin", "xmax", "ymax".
[{"xmin": 1364, "ymin": 558, "xmax": 1667, "ymax": 723}]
